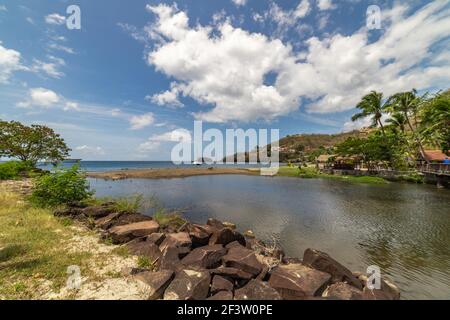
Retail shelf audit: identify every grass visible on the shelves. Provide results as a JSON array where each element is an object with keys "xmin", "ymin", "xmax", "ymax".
[
  {"xmin": 277, "ymin": 166, "xmax": 388, "ymax": 184},
  {"xmin": 153, "ymin": 209, "xmax": 186, "ymax": 229},
  {"xmin": 137, "ymin": 256, "xmax": 156, "ymax": 270},
  {"xmin": 0, "ymin": 189, "xmax": 93, "ymax": 299}
]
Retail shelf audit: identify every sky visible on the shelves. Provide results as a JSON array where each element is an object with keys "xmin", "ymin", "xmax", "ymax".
[{"xmin": 0, "ymin": 0, "xmax": 449, "ymax": 160}]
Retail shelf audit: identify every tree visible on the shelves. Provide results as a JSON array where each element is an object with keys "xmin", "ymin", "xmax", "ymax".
[
  {"xmin": 352, "ymin": 91, "xmax": 388, "ymax": 136},
  {"xmin": 387, "ymin": 90, "xmax": 428, "ymax": 161},
  {"xmin": 386, "ymin": 112, "xmax": 407, "ymax": 134},
  {"xmin": 420, "ymin": 90, "xmax": 450, "ymax": 154},
  {"xmin": 0, "ymin": 120, "xmax": 70, "ymax": 166}
]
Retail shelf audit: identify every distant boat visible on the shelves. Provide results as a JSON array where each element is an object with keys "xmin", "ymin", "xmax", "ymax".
[{"xmin": 192, "ymin": 161, "xmax": 202, "ymax": 166}]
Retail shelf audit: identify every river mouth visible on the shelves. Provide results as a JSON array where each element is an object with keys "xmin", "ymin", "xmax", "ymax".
[{"xmin": 88, "ymin": 175, "xmax": 450, "ymax": 300}]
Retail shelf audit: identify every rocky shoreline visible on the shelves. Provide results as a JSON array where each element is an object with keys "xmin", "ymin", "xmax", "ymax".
[{"xmin": 55, "ymin": 202, "xmax": 400, "ymax": 300}]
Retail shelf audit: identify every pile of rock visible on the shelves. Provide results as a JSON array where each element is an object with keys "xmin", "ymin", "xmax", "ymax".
[{"xmin": 55, "ymin": 203, "xmax": 400, "ymax": 300}]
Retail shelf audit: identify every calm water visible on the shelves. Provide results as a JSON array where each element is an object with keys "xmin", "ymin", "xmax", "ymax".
[
  {"xmin": 88, "ymin": 175, "xmax": 450, "ymax": 300},
  {"xmin": 36, "ymin": 161, "xmax": 269, "ymax": 172}
]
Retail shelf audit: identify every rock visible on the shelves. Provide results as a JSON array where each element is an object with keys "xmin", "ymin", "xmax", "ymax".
[
  {"xmin": 222, "ymin": 246, "xmax": 263, "ymax": 276},
  {"xmin": 135, "ymin": 270, "xmax": 174, "ymax": 300},
  {"xmin": 207, "ymin": 218, "xmax": 225, "ymax": 229},
  {"xmin": 164, "ymin": 269, "xmax": 211, "ymax": 300},
  {"xmin": 192, "ymin": 224, "xmax": 216, "ymax": 236},
  {"xmin": 53, "ymin": 207, "xmax": 83, "ymax": 217},
  {"xmin": 282, "ymin": 257, "xmax": 303, "ymax": 265},
  {"xmin": 147, "ymin": 233, "xmax": 166, "ymax": 246},
  {"xmin": 159, "ymin": 246, "xmax": 183, "ymax": 271},
  {"xmin": 181, "ymin": 245, "xmax": 226, "ymax": 269},
  {"xmin": 82, "ymin": 205, "xmax": 116, "ymax": 219},
  {"xmin": 95, "ymin": 212, "xmax": 124, "ymax": 230},
  {"xmin": 235, "ymin": 279, "xmax": 282, "ymax": 300},
  {"xmin": 127, "ymin": 241, "xmax": 162, "ymax": 263},
  {"xmin": 159, "ymin": 232, "xmax": 192, "ymax": 257},
  {"xmin": 322, "ymin": 282, "xmax": 364, "ymax": 300},
  {"xmin": 211, "ymin": 275, "xmax": 234, "ymax": 295},
  {"xmin": 243, "ymin": 230, "xmax": 256, "ymax": 238},
  {"xmin": 106, "ymin": 213, "xmax": 152, "ymax": 229},
  {"xmin": 268, "ymin": 264, "xmax": 331, "ymax": 300},
  {"xmin": 109, "ymin": 220, "xmax": 160, "ymax": 244},
  {"xmin": 360, "ymin": 277, "xmax": 401, "ymax": 300},
  {"xmin": 222, "ymin": 222, "xmax": 236, "ymax": 230},
  {"xmin": 210, "ymin": 267, "xmax": 254, "ymax": 280},
  {"xmin": 187, "ymin": 225, "xmax": 211, "ymax": 247},
  {"xmin": 256, "ymin": 265, "xmax": 270, "ymax": 281},
  {"xmin": 225, "ymin": 241, "xmax": 244, "ymax": 250},
  {"xmin": 121, "ymin": 267, "xmax": 148, "ymax": 276},
  {"xmin": 207, "ymin": 291, "xmax": 233, "ymax": 300},
  {"xmin": 303, "ymin": 248, "xmax": 362, "ymax": 290},
  {"xmin": 209, "ymin": 228, "xmax": 246, "ymax": 247}
]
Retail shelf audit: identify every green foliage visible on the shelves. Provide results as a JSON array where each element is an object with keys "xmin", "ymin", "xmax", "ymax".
[
  {"xmin": 0, "ymin": 120, "xmax": 70, "ymax": 165},
  {"xmin": 137, "ymin": 256, "xmax": 156, "ymax": 270},
  {"xmin": 29, "ymin": 165, "xmax": 93, "ymax": 207},
  {"xmin": 0, "ymin": 161, "xmax": 34, "ymax": 180},
  {"xmin": 352, "ymin": 91, "xmax": 389, "ymax": 135}
]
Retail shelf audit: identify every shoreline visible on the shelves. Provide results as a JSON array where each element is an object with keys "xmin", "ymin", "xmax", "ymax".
[{"xmin": 87, "ymin": 167, "xmax": 261, "ymax": 180}]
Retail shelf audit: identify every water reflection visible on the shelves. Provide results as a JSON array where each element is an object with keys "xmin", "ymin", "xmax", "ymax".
[{"xmin": 88, "ymin": 175, "xmax": 450, "ymax": 299}]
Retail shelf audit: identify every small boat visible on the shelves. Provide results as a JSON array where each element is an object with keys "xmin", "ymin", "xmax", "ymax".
[{"xmin": 192, "ymin": 161, "xmax": 202, "ymax": 166}]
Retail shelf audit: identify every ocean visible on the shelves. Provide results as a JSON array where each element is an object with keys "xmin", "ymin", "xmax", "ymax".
[{"xmin": 36, "ymin": 161, "xmax": 267, "ymax": 172}]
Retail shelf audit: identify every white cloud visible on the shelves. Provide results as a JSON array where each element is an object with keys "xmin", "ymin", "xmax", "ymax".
[
  {"xmin": 0, "ymin": 5, "xmax": 7, "ymax": 12},
  {"xmin": 148, "ymin": 83, "xmax": 183, "ymax": 107},
  {"xmin": 129, "ymin": 112, "xmax": 155, "ymax": 130},
  {"xmin": 139, "ymin": 128, "xmax": 191, "ymax": 152},
  {"xmin": 17, "ymin": 88, "xmax": 60, "ymax": 108},
  {"xmin": 48, "ymin": 43, "xmax": 75, "ymax": 54},
  {"xmin": 295, "ymin": 0, "xmax": 311, "ymax": 18},
  {"xmin": 45, "ymin": 13, "xmax": 66, "ymax": 25},
  {"xmin": 0, "ymin": 42, "xmax": 25, "ymax": 83},
  {"xmin": 316, "ymin": 0, "xmax": 336, "ymax": 11},
  {"xmin": 31, "ymin": 56, "xmax": 65, "ymax": 78},
  {"xmin": 144, "ymin": 2, "xmax": 450, "ymax": 122},
  {"xmin": 232, "ymin": 0, "xmax": 247, "ymax": 6},
  {"xmin": 64, "ymin": 101, "xmax": 80, "ymax": 111},
  {"xmin": 75, "ymin": 145, "xmax": 105, "ymax": 156}
]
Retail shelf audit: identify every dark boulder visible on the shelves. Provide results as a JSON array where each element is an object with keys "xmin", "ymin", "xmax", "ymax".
[
  {"xmin": 181, "ymin": 245, "xmax": 226, "ymax": 269},
  {"xmin": 209, "ymin": 228, "xmax": 246, "ymax": 247},
  {"xmin": 207, "ymin": 218, "xmax": 225, "ymax": 229},
  {"xmin": 159, "ymin": 246, "xmax": 183, "ymax": 272},
  {"xmin": 109, "ymin": 220, "xmax": 159, "ymax": 244},
  {"xmin": 187, "ymin": 225, "xmax": 211, "ymax": 247},
  {"xmin": 210, "ymin": 267, "xmax": 254, "ymax": 280},
  {"xmin": 127, "ymin": 241, "xmax": 162, "ymax": 263},
  {"xmin": 322, "ymin": 282, "xmax": 364, "ymax": 300},
  {"xmin": 303, "ymin": 248, "xmax": 362, "ymax": 290},
  {"xmin": 147, "ymin": 233, "xmax": 166, "ymax": 246},
  {"xmin": 207, "ymin": 291, "xmax": 233, "ymax": 300},
  {"xmin": 235, "ymin": 279, "xmax": 282, "ymax": 300},
  {"xmin": 82, "ymin": 204, "xmax": 116, "ymax": 219},
  {"xmin": 163, "ymin": 269, "xmax": 211, "ymax": 300},
  {"xmin": 95, "ymin": 212, "xmax": 124, "ymax": 230},
  {"xmin": 211, "ymin": 275, "xmax": 234, "ymax": 295},
  {"xmin": 134, "ymin": 270, "xmax": 174, "ymax": 300},
  {"xmin": 222, "ymin": 246, "xmax": 263, "ymax": 276},
  {"xmin": 159, "ymin": 232, "xmax": 192, "ymax": 257},
  {"xmin": 268, "ymin": 264, "xmax": 331, "ymax": 300}
]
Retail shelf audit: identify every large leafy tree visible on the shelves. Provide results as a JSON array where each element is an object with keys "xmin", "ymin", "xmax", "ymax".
[
  {"xmin": 352, "ymin": 91, "xmax": 388, "ymax": 136},
  {"xmin": 420, "ymin": 90, "xmax": 450, "ymax": 154},
  {"xmin": 0, "ymin": 120, "xmax": 70, "ymax": 166}
]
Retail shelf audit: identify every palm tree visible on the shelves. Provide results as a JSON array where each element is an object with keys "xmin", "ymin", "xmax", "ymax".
[
  {"xmin": 386, "ymin": 112, "xmax": 407, "ymax": 134},
  {"xmin": 387, "ymin": 90, "xmax": 428, "ymax": 161},
  {"xmin": 420, "ymin": 90, "xmax": 450, "ymax": 153},
  {"xmin": 352, "ymin": 91, "xmax": 388, "ymax": 136}
]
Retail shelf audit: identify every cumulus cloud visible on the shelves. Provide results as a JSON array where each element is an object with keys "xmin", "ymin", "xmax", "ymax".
[
  {"xmin": 232, "ymin": 0, "xmax": 247, "ymax": 6},
  {"xmin": 316, "ymin": 0, "xmax": 336, "ymax": 11},
  {"xmin": 138, "ymin": 128, "xmax": 191, "ymax": 152},
  {"xmin": 0, "ymin": 42, "xmax": 25, "ymax": 83},
  {"xmin": 17, "ymin": 88, "xmax": 61, "ymax": 108},
  {"xmin": 147, "ymin": 83, "xmax": 183, "ymax": 107},
  {"xmin": 144, "ymin": 2, "xmax": 450, "ymax": 122},
  {"xmin": 45, "ymin": 13, "xmax": 66, "ymax": 25},
  {"xmin": 129, "ymin": 112, "xmax": 155, "ymax": 130}
]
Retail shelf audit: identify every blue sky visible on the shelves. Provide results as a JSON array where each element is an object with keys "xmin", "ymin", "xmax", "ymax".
[{"xmin": 0, "ymin": 0, "xmax": 449, "ymax": 160}]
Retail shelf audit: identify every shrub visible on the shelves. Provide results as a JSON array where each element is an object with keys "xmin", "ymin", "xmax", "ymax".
[
  {"xmin": 29, "ymin": 165, "xmax": 93, "ymax": 207},
  {"xmin": 0, "ymin": 161, "xmax": 33, "ymax": 180}
]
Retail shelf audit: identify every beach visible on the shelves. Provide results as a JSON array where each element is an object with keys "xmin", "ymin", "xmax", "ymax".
[{"xmin": 87, "ymin": 167, "xmax": 261, "ymax": 180}]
